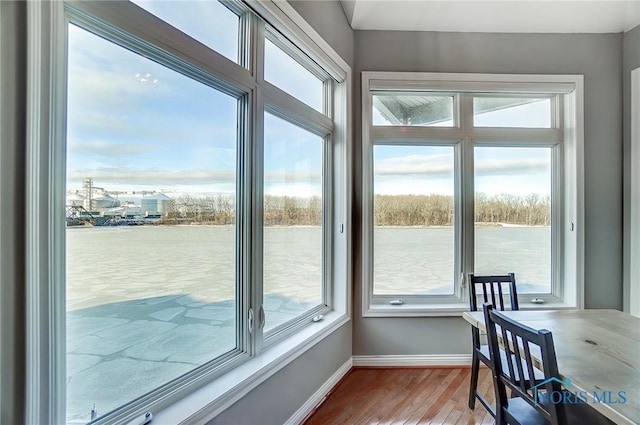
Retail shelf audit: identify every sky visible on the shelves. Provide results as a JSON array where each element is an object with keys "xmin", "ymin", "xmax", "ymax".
[
  {"xmin": 372, "ymin": 100, "xmax": 552, "ymax": 197},
  {"xmin": 67, "ymin": 1, "xmax": 550, "ymax": 201},
  {"xmin": 374, "ymin": 145, "xmax": 551, "ymax": 197},
  {"xmin": 67, "ymin": 21, "xmax": 238, "ymax": 195},
  {"xmin": 66, "ymin": 2, "xmax": 326, "ymax": 199}
]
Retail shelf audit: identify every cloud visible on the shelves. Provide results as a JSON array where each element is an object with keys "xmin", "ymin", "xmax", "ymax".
[
  {"xmin": 67, "ymin": 23, "xmax": 239, "ymax": 147},
  {"xmin": 68, "ymin": 140, "xmax": 158, "ymax": 158},
  {"xmin": 68, "ymin": 168, "xmax": 321, "ymax": 188},
  {"xmin": 375, "ymin": 154, "xmax": 453, "ymax": 178},
  {"xmin": 476, "ymin": 158, "xmax": 550, "ymax": 176},
  {"xmin": 68, "ymin": 168, "xmax": 235, "ymax": 186},
  {"xmin": 265, "ymin": 170, "xmax": 322, "ymax": 185},
  {"xmin": 375, "ymin": 154, "xmax": 549, "ymax": 179}
]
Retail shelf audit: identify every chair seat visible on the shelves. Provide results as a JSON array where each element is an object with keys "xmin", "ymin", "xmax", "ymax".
[
  {"xmin": 478, "ymin": 345, "xmax": 545, "ymax": 382},
  {"xmin": 502, "ymin": 392, "xmax": 616, "ymax": 425},
  {"xmin": 564, "ymin": 393, "xmax": 616, "ymax": 425},
  {"xmin": 503, "ymin": 397, "xmax": 547, "ymax": 425}
]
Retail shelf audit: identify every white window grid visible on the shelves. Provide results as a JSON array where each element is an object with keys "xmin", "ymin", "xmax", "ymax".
[{"xmin": 362, "ymin": 71, "xmax": 583, "ymax": 317}]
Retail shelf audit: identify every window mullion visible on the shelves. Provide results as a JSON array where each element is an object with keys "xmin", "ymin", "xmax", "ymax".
[
  {"xmin": 459, "ymin": 93, "xmax": 473, "ymax": 131},
  {"xmin": 263, "ymin": 82, "xmax": 333, "ymax": 136},
  {"xmin": 471, "ymin": 128, "xmax": 562, "ymax": 144},
  {"xmin": 369, "ymin": 126, "xmax": 466, "ymax": 143},
  {"xmin": 238, "ymin": 5, "xmax": 253, "ymax": 73},
  {"xmin": 323, "ymin": 131, "xmax": 334, "ymax": 309},
  {"xmin": 460, "ymin": 136, "xmax": 475, "ymax": 295},
  {"xmin": 460, "ymin": 93, "xmax": 474, "ymax": 294},
  {"xmin": 555, "ymin": 94, "xmax": 564, "ymax": 131},
  {"xmin": 248, "ymin": 17, "xmax": 265, "ymax": 356},
  {"xmin": 551, "ymin": 143, "xmax": 563, "ymax": 299},
  {"xmin": 252, "ymin": 15, "xmax": 264, "ymax": 83}
]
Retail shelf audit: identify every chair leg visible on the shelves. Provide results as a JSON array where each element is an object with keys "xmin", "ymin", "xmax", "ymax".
[{"xmin": 468, "ymin": 351, "xmax": 480, "ymax": 409}]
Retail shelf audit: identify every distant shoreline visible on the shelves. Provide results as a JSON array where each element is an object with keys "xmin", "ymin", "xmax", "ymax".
[
  {"xmin": 66, "ymin": 222, "xmax": 551, "ymax": 229},
  {"xmin": 375, "ymin": 223, "xmax": 550, "ymax": 228}
]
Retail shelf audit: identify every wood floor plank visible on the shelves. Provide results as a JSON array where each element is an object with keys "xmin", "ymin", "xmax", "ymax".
[
  {"xmin": 437, "ymin": 369, "xmax": 475, "ymax": 425},
  {"xmin": 413, "ymin": 368, "xmax": 469, "ymax": 424},
  {"xmin": 390, "ymin": 368, "xmax": 458, "ymax": 425},
  {"xmin": 304, "ymin": 369, "xmax": 382, "ymax": 425},
  {"xmin": 453, "ymin": 368, "xmax": 494, "ymax": 425},
  {"xmin": 352, "ymin": 369, "xmax": 416, "ymax": 425},
  {"xmin": 377, "ymin": 369, "xmax": 435, "ymax": 425},
  {"xmin": 302, "ymin": 367, "xmax": 496, "ymax": 425}
]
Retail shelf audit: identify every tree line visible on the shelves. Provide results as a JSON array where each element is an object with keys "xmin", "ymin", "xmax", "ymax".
[
  {"xmin": 158, "ymin": 193, "xmax": 550, "ymax": 226},
  {"xmin": 375, "ymin": 193, "xmax": 550, "ymax": 226},
  {"xmin": 161, "ymin": 195, "xmax": 235, "ymax": 225},
  {"xmin": 159, "ymin": 194, "xmax": 322, "ymax": 225}
]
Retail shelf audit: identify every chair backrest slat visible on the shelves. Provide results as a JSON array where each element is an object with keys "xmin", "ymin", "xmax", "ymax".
[
  {"xmin": 468, "ymin": 273, "xmax": 518, "ymax": 312},
  {"xmin": 497, "ymin": 282, "xmax": 505, "ymax": 310},
  {"xmin": 511, "ymin": 332, "xmax": 527, "ymax": 393},
  {"xmin": 522, "ymin": 340, "xmax": 537, "ymax": 391},
  {"xmin": 490, "ymin": 283, "xmax": 497, "ymax": 309},
  {"xmin": 501, "ymin": 325, "xmax": 517, "ymax": 384}
]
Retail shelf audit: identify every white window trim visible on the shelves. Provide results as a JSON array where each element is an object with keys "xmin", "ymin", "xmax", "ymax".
[
  {"xmin": 25, "ymin": 1, "xmax": 352, "ymax": 424},
  {"xmin": 361, "ymin": 71, "xmax": 584, "ymax": 317},
  {"xmin": 629, "ymin": 67, "xmax": 640, "ymax": 318}
]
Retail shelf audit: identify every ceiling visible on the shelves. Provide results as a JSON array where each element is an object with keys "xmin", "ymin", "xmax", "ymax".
[{"xmin": 339, "ymin": 0, "xmax": 640, "ymax": 33}]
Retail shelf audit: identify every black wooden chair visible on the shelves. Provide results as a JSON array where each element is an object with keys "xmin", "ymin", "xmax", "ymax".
[
  {"xmin": 468, "ymin": 273, "xmax": 519, "ymax": 415},
  {"xmin": 483, "ymin": 304, "xmax": 614, "ymax": 425}
]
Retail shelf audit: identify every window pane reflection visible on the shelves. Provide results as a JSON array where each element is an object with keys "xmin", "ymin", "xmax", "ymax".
[
  {"xmin": 474, "ymin": 146, "xmax": 552, "ymax": 293},
  {"xmin": 373, "ymin": 93, "xmax": 454, "ymax": 127},
  {"xmin": 264, "ymin": 38, "xmax": 323, "ymax": 112},
  {"xmin": 263, "ymin": 112, "xmax": 323, "ymax": 332},
  {"xmin": 473, "ymin": 97, "xmax": 551, "ymax": 128},
  {"xmin": 66, "ymin": 24, "xmax": 238, "ymax": 422},
  {"xmin": 133, "ymin": 0, "xmax": 240, "ymax": 64},
  {"xmin": 373, "ymin": 145, "xmax": 455, "ymax": 295}
]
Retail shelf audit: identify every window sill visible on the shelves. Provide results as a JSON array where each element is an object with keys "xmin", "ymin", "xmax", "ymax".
[
  {"xmin": 364, "ymin": 297, "xmax": 579, "ymax": 318},
  {"xmin": 363, "ymin": 302, "xmax": 469, "ymax": 317},
  {"xmin": 151, "ymin": 311, "xmax": 350, "ymax": 425},
  {"xmin": 518, "ymin": 301, "xmax": 579, "ymax": 310}
]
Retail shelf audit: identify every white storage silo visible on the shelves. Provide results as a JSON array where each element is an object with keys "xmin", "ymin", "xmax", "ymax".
[{"xmin": 141, "ymin": 193, "xmax": 171, "ymax": 215}]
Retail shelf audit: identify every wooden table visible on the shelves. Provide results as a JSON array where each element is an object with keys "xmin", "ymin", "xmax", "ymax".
[{"xmin": 463, "ymin": 309, "xmax": 640, "ymax": 425}]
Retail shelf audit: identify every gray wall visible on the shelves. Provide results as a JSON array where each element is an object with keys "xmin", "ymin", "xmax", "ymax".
[
  {"xmin": 623, "ymin": 25, "xmax": 640, "ymax": 313},
  {"xmin": 352, "ymin": 31, "xmax": 624, "ymax": 356},
  {"xmin": 289, "ymin": 0, "xmax": 354, "ymax": 67},
  {"xmin": 0, "ymin": 2, "xmax": 26, "ymax": 424},
  {"xmin": 208, "ymin": 2, "xmax": 355, "ymax": 424},
  {"xmin": 210, "ymin": 325, "xmax": 351, "ymax": 425}
]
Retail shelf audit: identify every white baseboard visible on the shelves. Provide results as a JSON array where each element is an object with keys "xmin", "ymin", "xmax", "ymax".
[
  {"xmin": 284, "ymin": 358, "xmax": 353, "ymax": 425},
  {"xmin": 352, "ymin": 354, "xmax": 472, "ymax": 367}
]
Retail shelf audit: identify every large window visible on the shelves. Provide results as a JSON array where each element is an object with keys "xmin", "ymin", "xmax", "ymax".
[
  {"xmin": 26, "ymin": 1, "xmax": 350, "ymax": 424},
  {"xmin": 362, "ymin": 72, "xmax": 583, "ymax": 316}
]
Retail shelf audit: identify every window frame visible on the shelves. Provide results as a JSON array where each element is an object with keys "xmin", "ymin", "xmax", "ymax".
[
  {"xmin": 629, "ymin": 66, "xmax": 640, "ymax": 318},
  {"xmin": 25, "ymin": 1, "xmax": 351, "ymax": 424},
  {"xmin": 362, "ymin": 71, "xmax": 584, "ymax": 317}
]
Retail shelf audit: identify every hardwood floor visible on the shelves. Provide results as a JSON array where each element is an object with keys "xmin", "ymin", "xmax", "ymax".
[{"xmin": 302, "ymin": 367, "xmax": 496, "ymax": 425}]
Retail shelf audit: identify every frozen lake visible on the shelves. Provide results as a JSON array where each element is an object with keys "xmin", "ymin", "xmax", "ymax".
[
  {"xmin": 374, "ymin": 226, "xmax": 551, "ymax": 294},
  {"xmin": 65, "ymin": 224, "xmax": 549, "ymax": 422}
]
